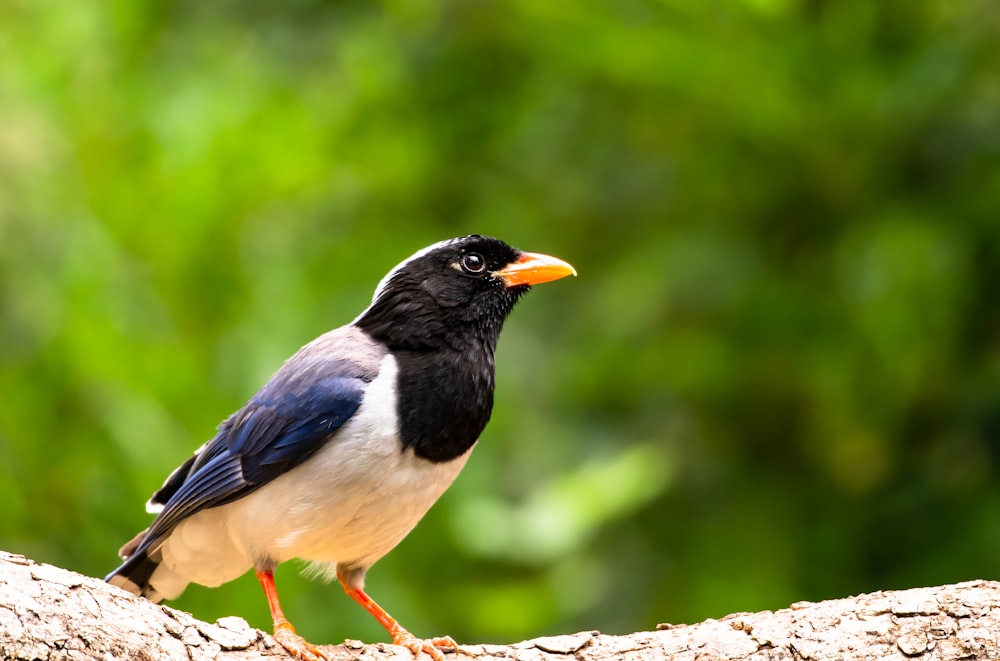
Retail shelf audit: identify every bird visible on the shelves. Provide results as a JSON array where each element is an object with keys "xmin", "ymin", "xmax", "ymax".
[{"xmin": 106, "ymin": 235, "xmax": 576, "ymax": 661}]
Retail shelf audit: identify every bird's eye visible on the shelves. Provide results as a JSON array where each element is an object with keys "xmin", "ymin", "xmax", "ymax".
[{"xmin": 461, "ymin": 253, "xmax": 486, "ymax": 274}]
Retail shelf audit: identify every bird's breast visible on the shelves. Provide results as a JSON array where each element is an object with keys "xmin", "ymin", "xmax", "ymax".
[
  {"xmin": 393, "ymin": 343, "xmax": 496, "ymax": 462},
  {"xmin": 225, "ymin": 353, "xmax": 473, "ymax": 568}
]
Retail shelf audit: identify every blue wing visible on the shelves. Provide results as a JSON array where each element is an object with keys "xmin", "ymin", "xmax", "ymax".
[{"xmin": 126, "ymin": 357, "xmax": 372, "ymax": 560}]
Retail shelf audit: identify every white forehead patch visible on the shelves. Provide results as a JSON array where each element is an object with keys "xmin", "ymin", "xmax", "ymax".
[{"xmin": 352, "ymin": 237, "xmax": 465, "ymax": 323}]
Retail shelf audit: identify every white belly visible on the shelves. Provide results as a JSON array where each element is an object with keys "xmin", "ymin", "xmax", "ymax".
[{"xmin": 154, "ymin": 353, "xmax": 472, "ymax": 593}]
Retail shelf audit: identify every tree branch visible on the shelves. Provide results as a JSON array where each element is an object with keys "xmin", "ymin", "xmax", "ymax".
[{"xmin": 1, "ymin": 550, "xmax": 997, "ymax": 660}]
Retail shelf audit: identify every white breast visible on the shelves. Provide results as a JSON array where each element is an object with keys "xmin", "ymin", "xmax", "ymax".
[{"xmin": 155, "ymin": 353, "xmax": 473, "ymax": 593}]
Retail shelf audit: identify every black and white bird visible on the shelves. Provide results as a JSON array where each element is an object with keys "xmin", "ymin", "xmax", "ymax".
[{"xmin": 106, "ymin": 235, "xmax": 576, "ymax": 661}]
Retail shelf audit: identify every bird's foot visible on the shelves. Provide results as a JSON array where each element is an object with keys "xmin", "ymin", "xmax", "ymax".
[
  {"xmin": 273, "ymin": 621, "xmax": 327, "ymax": 661},
  {"xmin": 392, "ymin": 630, "xmax": 463, "ymax": 661}
]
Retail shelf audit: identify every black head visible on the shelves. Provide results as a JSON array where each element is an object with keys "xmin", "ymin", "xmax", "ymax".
[{"xmin": 354, "ymin": 235, "xmax": 574, "ymax": 352}]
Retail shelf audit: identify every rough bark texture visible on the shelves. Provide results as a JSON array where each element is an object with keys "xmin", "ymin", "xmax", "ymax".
[{"xmin": 2, "ymin": 550, "xmax": 998, "ymax": 661}]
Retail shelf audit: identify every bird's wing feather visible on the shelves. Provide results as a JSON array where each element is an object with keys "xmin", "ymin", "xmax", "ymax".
[{"xmin": 128, "ymin": 333, "xmax": 383, "ymax": 559}]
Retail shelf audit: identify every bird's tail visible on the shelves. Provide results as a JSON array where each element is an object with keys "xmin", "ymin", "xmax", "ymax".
[{"xmin": 105, "ymin": 529, "xmax": 174, "ymax": 603}]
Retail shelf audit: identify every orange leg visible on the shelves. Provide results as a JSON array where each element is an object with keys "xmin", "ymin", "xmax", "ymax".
[
  {"xmin": 256, "ymin": 570, "xmax": 327, "ymax": 661},
  {"xmin": 337, "ymin": 570, "xmax": 459, "ymax": 661}
]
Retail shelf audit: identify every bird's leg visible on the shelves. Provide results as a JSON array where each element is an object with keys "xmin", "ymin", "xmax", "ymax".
[
  {"xmin": 337, "ymin": 568, "xmax": 460, "ymax": 661},
  {"xmin": 256, "ymin": 569, "xmax": 327, "ymax": 661}
]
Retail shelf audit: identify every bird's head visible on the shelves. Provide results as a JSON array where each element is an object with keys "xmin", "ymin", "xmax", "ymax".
[{"xmin": 354, "ymin": 235, "xmax": 576, "ymax": 351}]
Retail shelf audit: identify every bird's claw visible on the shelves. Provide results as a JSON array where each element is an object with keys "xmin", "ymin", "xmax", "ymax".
[
  {"xmin": 273, "ymin": 622, "xmax": 328, "ymax": 661},
  {"xmin": 392, "ymin": 631, "xmax": 464, "ymax": 661}
]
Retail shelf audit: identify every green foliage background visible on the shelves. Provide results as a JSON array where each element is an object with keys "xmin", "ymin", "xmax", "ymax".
[{"xmin": 2, "ymin": 0, "xmax": 999, "ymax": 646}]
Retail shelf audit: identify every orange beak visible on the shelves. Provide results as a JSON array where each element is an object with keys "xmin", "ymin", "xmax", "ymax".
[{"xmin": 494, "ymin": 251, "xmax": 577, "ymax": 288}]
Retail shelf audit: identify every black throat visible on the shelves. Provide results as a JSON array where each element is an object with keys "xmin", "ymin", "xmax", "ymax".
[
  {"xmin": 355, "ymin": 283, "xmax": 525, "ymax": 463},
  {"xmin": 392, "ymin": 342, "xmax": 496, "ymax": 462}
]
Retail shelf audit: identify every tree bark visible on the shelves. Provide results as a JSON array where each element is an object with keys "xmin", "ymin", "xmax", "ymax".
[{"xmin": 1, "ymin": 550, "xmax": 997, "ymax": 661}]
